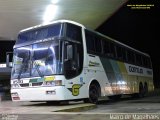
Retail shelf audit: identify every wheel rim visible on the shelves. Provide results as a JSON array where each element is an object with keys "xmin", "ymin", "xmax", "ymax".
[
  {"xmin": 89, "ymin": 85, "xmax": 98, "ymax": 103},
  {"xmin": 144, "ymin": 84, "xmax": 148, "ymax": 94},
  {"xmin": 139, "ymin": 85, "xmax": 144, "ymax": 97}
]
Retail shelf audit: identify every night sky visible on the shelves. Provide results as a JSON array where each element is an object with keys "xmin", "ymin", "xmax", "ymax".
[{"xmin": 96, "ymin": 0, "xmax": 159, "ymax": 88}]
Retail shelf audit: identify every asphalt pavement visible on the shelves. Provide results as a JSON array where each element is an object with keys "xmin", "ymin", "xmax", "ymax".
[{"xmin": 1, "ymin": 95, "xmax": 160, "ymax": 120}]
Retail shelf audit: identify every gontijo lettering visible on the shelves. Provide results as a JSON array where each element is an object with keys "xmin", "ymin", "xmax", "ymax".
[
  {"xmin": 129, "ymin": 66, "xmax": 143, "ymax": 74},
  {"xmin": 89, "ymin": 61, "xmax": 100, "ymax": 67}
]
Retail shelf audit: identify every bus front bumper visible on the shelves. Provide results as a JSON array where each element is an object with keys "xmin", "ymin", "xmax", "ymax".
[{"xmin": 11, "ymin": 86, "xmax": 66, "ymax": 101}]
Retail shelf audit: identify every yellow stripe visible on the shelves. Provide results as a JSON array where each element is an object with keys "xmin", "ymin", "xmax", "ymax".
[
  {"xmin": 117, "ymin": 61, "xmax": 127, "ymax": 74},
  {"xmin": 44, "ymin": 76, "xmax": 55, "ymax": 81}
]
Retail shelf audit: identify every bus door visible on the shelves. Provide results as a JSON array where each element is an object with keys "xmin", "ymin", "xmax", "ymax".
[{"xmin": 63, "ymin": 41, "xmax": 84, "ymax": 97}]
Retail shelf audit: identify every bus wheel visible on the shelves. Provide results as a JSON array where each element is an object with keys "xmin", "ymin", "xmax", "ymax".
[
  {"xmin": 144, "ymin": 83, "xmax": 148, "ymax": 96},
  {"xmin": 84, "ymin": 84, "xmax": 99, "ymax": 104},
  {"xmin": 138, "ymin": 83, "xmax": 144, "ymax": 98}
]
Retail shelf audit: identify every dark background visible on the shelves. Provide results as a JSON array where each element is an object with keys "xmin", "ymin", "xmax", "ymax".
[
  {"xmin": 96, "ymin": 0, "xmax": 159, "ymax": 88},
  {"xmin": 0, "ymin": 41, "xmax": 15, "ymax": 63}
]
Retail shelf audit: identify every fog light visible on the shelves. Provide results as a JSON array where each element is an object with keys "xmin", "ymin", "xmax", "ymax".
[
  {"xmin": 11, "ymin": 92, "xmax": 18, "ymax": 97},
  {"xmin": 11, "ymin": 92, "xmax": 20, "ymax": 100},
  {"xmin": 11, "ymin": 84, "xmax": 19, "ymax": 88}
]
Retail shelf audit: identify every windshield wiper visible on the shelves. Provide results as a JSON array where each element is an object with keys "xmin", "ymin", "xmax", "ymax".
[
  {"xmin": 17, "ymin": 58, "xmax": 30, "ymax": 80},
  {"xmin": 33, "ymin": 61, "xmax": 44, "ymax": 78}
]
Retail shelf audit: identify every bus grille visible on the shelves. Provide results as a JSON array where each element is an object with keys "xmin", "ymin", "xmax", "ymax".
[
  {"xmin": 19, "ymin": 82, "xmax": 43, "ymax": 87},
  {"xmin": 19, "ymin": 83, "xmax": 29, "ymax": 87},
  {"xmin": 32, "ymin": 82, "xmax": 43, "ymax": 86}
]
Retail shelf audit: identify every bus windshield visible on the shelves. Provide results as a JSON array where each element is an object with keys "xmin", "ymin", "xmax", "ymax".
[
  {"xmin": 11, "ymin": 41, "xmax": 63, "ymax": 79},
  {"xmin": 12, "ymin": 46, "xmax": 31, "ymax": 79},
  {"xmin": 16, "ymin": 23, "xmax": 63, "ymax": 45},
  {"xmin": 11, "ymin": 22, "xmax": 84, "ymax": 80}
]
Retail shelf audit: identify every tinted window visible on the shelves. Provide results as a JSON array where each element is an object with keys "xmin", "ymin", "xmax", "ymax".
[
  {"xmin": 103, "ymin": 40, "xmax": 110, "ymax": 56},
  {"xmin": 66, "ymin": 23, "xmax": 82, "ymax": 43},
  {"xmin": 127, "ymin": 50, "xmax": 135, "ymax": 64},
  {"xmin": 95, "ymin": 36, "xmax": 102, "ymax": 53},
  {"xmin": 116, "ymin": 46, "xmax": 123, "ymax": 60},
  {"xmin": 146, "ymin": 57, "xmax": 152, "ymax": 68},
  {"xmin": 136, "ymin": 53, "xmax": 142, "ymax": 65},
  {"xmin": 110, "ymin": 42, "xmax": 116, "ymax": 58},
  {"xmin": 116, "ymin": 46, "xmax": 127, "ymax": 61},
  {"xmin": 102, "ymin": 40, "xmax": 116, "ymax": 58},
  {"xmin": 17, "ymin": 23, "xmax": 63, "ymax": 44},
  {"xmin": 85, "ymin": 30, "xmax": 95, "ymax": 53}
]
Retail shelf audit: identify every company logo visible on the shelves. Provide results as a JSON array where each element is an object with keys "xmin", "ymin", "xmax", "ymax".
[
  {"xmin": 89, "ymin": 61, "xmax": 100, "ymax": 67},
  {"xmin": 129, "ymin": 66, "xmax": 143, "ymax": 74},
  {"xmin": 67, "ymin": 84, "xmax": 82, "ymax": 96}
]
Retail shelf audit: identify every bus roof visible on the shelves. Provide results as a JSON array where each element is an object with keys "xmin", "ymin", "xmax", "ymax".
[
  {"xmin": 19, "ymin": 19, "xmax": 149, "ymax": 57},
  {"xmin": 20, "ymin": 20, "xmax": 85, "ymax": 33}
]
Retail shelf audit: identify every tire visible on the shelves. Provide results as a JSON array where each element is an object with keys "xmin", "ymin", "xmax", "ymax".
[
  {"xmin": 84, "ymin": 84, "xmax": 99, "ymax": 104},
  {"xmin": 132, "ymin": 83, "xmax": 144, "ymax": 98},
  {"xmin": 143, "ymin": 83, "xmax": 148, "ymax": 96},
  {"xmin": 138, "ymin": 83, "xmax": 144, "ymax": 98}
]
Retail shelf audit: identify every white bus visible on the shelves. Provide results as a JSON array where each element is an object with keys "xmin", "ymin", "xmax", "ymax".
[{"xmin": 11, "ymin": 20, "xmax": 154, "ymax": 103}]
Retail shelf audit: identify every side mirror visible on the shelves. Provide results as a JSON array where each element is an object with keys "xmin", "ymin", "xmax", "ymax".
[
  {"xmin": 6, "ymin": 52, "xmax": 13, "ymax": 68},
  {"xmin": 67, "ymin": 45, "xmax": 73, "ymax": 60},
  {"xmin": 64, "ymin": 59, "xmax": 77, "ymax": 79}
]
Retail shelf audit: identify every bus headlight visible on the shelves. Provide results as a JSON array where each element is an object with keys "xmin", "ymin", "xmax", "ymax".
[
  {"xmin": 43, "ymin": 80, "xmax": 62, "ymax": 86},
  {"xmin": 11, "ymin": 92, "xmax": 19, "ymax": 97},
  {"xmin": 11, "ymin": 92, "xmax": 20, "ymax": 100},
  {"xmin": 11, "ymin": 84, "xmax": 20, "ymax": 88}
]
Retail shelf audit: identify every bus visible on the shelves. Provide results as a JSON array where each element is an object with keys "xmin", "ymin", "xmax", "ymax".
[{"xmin": 11, "ymin": 20, "xmax": 154, "ymax": 103}]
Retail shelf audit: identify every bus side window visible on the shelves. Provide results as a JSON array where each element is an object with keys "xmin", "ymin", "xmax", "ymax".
[
  {"xmin": 116, "ymin": 46, "xmax": 123, "ymax": 60},
  {"xmin": 66, "ymin": 23, "xmax": 82, "ymax": 42},
  {"xmin": 110, "ymin": 43, "xmax": 116, "ymax": 58},
  {"xmin": 103, "ymin": 40, "xmax": 110, "ymax": 57},
  {"xmin": 142, "ymin": 56, "xmax": 152, "ymax": 68},
  {"xmin": 116, "ymin": 46, "xmax": 127, "ymax": 62},
  {"xmin": 95, "ymin": 37, "xmax": 102, "ymax": 54},
  {"xmin": 136, "ymin": 53, "xmax": 142, "ymax": 66},
  {"xmin": 122, "ymin": 48, "xmax": 127, "ymax": 62},
  {"xmin": 85, "ymin": 30, "xmax": 95, "ymax": 53},
  {"xmin": 147, "ymin": 57, "xmax": 152, "ymax": 68},
  {"xmin": 127, "ymin": 50, "xmax": 135, "ymax": 64}
]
